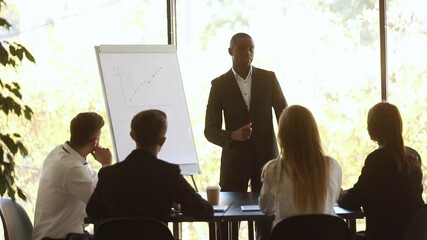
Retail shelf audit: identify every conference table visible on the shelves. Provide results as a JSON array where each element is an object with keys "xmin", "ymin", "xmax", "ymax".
[
  {"xmin": 169, "ymin": 192, "xmax": 364, "ymax": 240},
  {"xmin": 85, "ymin": 192, "xmax": 364, "ymax": 240}
]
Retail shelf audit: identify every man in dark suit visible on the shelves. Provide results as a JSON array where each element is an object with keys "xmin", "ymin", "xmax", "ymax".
[
  {"xmin": 204, "ymin": 32, "xmax": 287, "ymax": 240},
  {"xmin": 86, "ymin": 109, "xmax": 213, "ymax": 223}
]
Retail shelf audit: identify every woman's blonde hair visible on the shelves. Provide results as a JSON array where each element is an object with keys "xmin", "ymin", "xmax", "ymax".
[{"xmin": 263, "ymin": 105, "xmax": 329, "ymax": 213}]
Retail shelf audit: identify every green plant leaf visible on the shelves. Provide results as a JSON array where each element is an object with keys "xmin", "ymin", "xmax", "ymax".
[
  {"xmin": 23, "ymin": 47, "xmax": 36, "ymax": 63},
  {"xmin": 16, "ymin": 47, "xmax": 23, "ymax": 61},
  {"xmin": 13, "ymin": 103, "xmax": 21, "ymax": 116},
  {"xmin": 24, "ymin": 106, "xmax": 33, "ymax": 120},
  {"xmin": 11, "ymin": 87, "xmax": 23, "ymax": 99},
  {"xmin": 6, "ymin": 155, "xmax": 13, "ymax": 167},
  {"xmin": 1, "ymin": 161, "xmax": 9, "ymax": 168},
  {"xmin": 0, "ymin": 176, "xmax": 6, "ymax": 195},
  {"xmin": 0, "ymin": 43, "xmax": 8, "ymax": 65},
  {"xmin": 17, "ymin": 187, "xmax": 26, "ymax": 201},
  {"xmin": 0, "ymin": 95, "xmax": 6, "ymax": 113},
  {"xmin": 4, "ymin": 170, "xmax": 13, "ymax": 185},
  {"xmin": 0, "ymin": 8, "xmax": 34, "ymax": 202},
  {"xmin": 7, "ymin": 188, "xmax": 16, "ymax": 201},
  {"xmin": 0, "ymin": 18, "xmax": 12, "ymax": 30},
  {"xmin": 2, "ymin": 96, "xmax": 12, "ymax": 114},
  {"xmin": 7, "ymin": 58, "xmax": 16, "ymax": 68},
  {"xmin": 10, "ymin": 82, "xmax": 22, "ymax": 99},
  {"xmin": 2, "ymin": 160, "xmax": 10, "ymax": 171},
  {"xmin": 5, "ymin": 83, "xmax": 12, "ymax": 91},
  {"xmin": 4, "ymin": 83, "xmax": 23, "ymax": 99},
  {"xmin": 17, "ymin": 141, "xmax": 28, "ymax": 156},
  {"xmin": 9, "ymin": 44, "xmax": 16, "ymax": 56},
  {"xmin": 12, "ymin": 82, "xmax": 20, "ymax": 89},
  {"xmin": 1, "ymin": 134, "xmax": 18, "ymax": 155}
]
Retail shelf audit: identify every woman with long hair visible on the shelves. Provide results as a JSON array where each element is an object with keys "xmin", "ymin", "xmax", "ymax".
[
  {"xmin": 259, "ymin": 105, "xmax": 342, "ymax": 226},
  {"xmin": 338, "ymin": 102, "xmax": 424, "ymax": 240}
]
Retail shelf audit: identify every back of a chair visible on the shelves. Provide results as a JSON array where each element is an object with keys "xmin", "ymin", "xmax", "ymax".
[
  {"xmin": 0, "ymin": 197, "xmax": 33, "ymax": 240},
  {"xmin": 94, "ymin": 217, "xmax": 174, "ymax": 240},
  {"xmin": 269, "ymin": 214, "xmax": 352, "ymax": 240},
  {"xmin": 405, "ymin": 204, "xmax": 427, "ymax": 240}
]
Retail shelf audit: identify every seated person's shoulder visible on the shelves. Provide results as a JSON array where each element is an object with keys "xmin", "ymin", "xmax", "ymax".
[
  {"xmin": 326, "ymin": 156, "xmax": 341, "ymax": 168},
  {"xmin": 405, "ymin": 146, "xmax": 421, "ymax": 160},
  {"xmin": 156, "ymin": 158, "xmax": 181, "ymax": 173},
  {"xmin": 263, "ymin": 158, "xmax": 279, "ymax": 172}
]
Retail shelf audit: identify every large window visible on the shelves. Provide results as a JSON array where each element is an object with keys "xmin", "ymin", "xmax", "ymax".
[
  {"xmin": 1, "ymin": 0, "xmax": 426, "ymax": 239},
  {"xmin": 177, "ymin": 1, "xmax": 381, "ymax": 236},
  {"xmin": 2, "ymin": 0, "xmax": 166, "ymax": 228},
  {"xmin": 177, "ymin": 0, "xmax": 381, "ymax": 194},
  {"xmin": 387, "ymin": 0, "xmax": 427, "ymax": 197}
]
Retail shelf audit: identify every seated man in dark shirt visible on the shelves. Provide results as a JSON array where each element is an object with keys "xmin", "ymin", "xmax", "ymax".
[{"xmin": 86, "ymin": 109, "xmax": 213, "ymax": 222}]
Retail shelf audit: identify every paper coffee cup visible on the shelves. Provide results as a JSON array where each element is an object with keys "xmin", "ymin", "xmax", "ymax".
[{"xmin": 206, "ymin": 185, "xmax": 221, "ymax": 205}]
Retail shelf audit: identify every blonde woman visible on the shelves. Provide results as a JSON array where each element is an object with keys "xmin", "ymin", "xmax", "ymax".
[
  {"xmin": 259, "ymin": 105, "xmax": 342, "ymax": 226},
  {"xmin": 338, "ymin": 102, "xmax": 424, "ymax": 240}
]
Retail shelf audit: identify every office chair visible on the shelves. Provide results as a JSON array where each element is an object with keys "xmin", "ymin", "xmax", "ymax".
[
  {"xmin": 269, "ymin": 214, "xmax": 352, "ymax": 240},
  {"xmin": 42, "ymin": 233, "xmax": 91, "ymax": 240},
  {"xmin": 94, "ymin": 217, "xmax": 174, "ymax": 240},
  {"xmin": 0, "ymin": 197, "xmax": 33, "ymax": 240},
  {"xmin": 404, "ymin": 204, "xmax": 427, "ymax": 240}
]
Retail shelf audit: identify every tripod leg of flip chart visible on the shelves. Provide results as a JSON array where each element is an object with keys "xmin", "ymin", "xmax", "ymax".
[
  {"xmin": 173, "ymin": 222, "xmax": 182, "ymax": 240},
  {"xmin": 190, "ymin": 175, "xmax": 198, "ymax": 192}
]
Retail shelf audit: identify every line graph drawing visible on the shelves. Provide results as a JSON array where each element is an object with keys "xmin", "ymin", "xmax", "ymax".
[
  {"xmin": 114, "ymin": 65, "xmax": 166, "ymax": 107},
  {"xmin": 129, "ymin": 66, "xmax": 162, "ymax": 101}
]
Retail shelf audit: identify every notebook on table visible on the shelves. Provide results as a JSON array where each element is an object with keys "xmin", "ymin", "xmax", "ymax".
[
  {"xmin": 241, "ymin": 205, "xmax": 260, "ymax": 211},
  {"xmin": 213, "ymin": 205, "xmax": 228, "ymax": 212}
]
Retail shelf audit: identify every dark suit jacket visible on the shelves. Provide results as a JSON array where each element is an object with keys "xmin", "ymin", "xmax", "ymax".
[
  {"xmin": 204, "ymin": 67, "xmax": 287, "ymax": 190},
  {"xmin": 86, "ymin": 149, "xmax": 213, "ymax": 222},
  {"xmin": 338, "ymin": 146, "xmax": 424, "ymax": 240}
]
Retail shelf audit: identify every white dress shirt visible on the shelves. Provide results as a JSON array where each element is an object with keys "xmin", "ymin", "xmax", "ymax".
[
  {"xmin": 32, "ymin": 142, "xmax": 98, "ymax": 240},
  {"xmin": 259, "ymin": 157, "xmax": 342, "ymax": 226},
  {"xmin": 232, "ymin": 66, "xmax": 253, "ymax": 110}
]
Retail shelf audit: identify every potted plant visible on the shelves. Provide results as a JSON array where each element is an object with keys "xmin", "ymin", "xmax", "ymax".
[{"xmin": 0, "ymin": 0, "xmax": 35, "ymax": 201}]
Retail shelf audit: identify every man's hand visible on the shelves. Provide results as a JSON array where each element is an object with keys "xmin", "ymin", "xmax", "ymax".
[
  {"xmin": 231, "ymin": 122, "xmax": 252, "ymax": 142},
  {"xmin": 172, "ymin": 202, "xmax": 181, "ymax": 212},
  {"xmin": 91, "ymin": 146, "xmax": 112, "ymax": 166}
]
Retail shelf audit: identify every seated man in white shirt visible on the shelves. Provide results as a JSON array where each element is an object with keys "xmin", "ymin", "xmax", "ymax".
[{"xmin": 32, "ymin": 112, "xmax": 112, "ymax": 240}]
